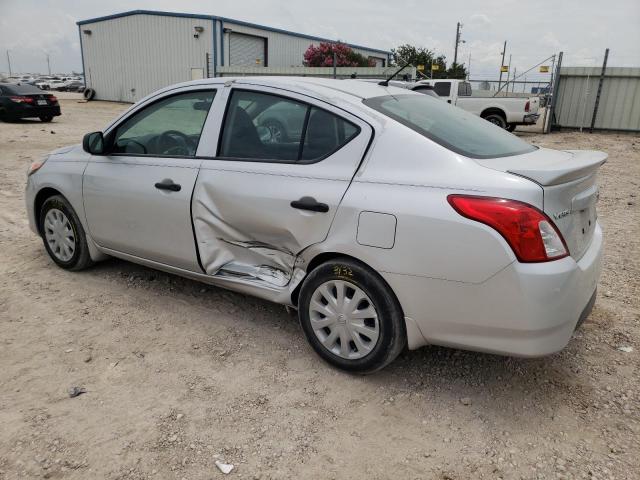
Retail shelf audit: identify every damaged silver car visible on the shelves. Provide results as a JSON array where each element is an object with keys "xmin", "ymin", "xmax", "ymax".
[{"xmin": 26, "ymin": 77, "xmax": 604, "ymax": 373}]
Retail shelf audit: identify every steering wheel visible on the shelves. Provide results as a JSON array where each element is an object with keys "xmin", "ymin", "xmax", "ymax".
[{"xmin": 158, "ymin": 130, "xmax": 192, "ymax": 156}]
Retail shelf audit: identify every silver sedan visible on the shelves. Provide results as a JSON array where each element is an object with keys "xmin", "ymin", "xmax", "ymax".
[{"xmin": 25, "ymin": 77, "xmax": 605, "ymax": 373}]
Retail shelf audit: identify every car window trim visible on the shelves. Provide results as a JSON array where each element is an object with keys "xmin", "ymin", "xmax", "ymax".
[
  {"xmin": 105, "ymin": 88, "xmax": 218, "ymax": 159},
  {"xmin": 213, "ymin": 87, "xmax": 361, "ymax": 165}
]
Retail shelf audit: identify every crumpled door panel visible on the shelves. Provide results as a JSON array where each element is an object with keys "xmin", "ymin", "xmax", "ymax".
[{"xmin": 192, "ymin": 166, "xmax": 351, "ymax": 287}]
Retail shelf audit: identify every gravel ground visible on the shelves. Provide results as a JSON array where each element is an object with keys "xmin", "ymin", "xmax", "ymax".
[{"xmin": 0, "ymin": 95, "xmax": 638, "ymax": 480}]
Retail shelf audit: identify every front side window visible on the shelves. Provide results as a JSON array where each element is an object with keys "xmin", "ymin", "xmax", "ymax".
[
  {"xmin": 433, "ymin": 82, "xmax": 452, "ymax": 97},
  {"xmin": 363, "ymin": 94, "xmax": 536, "ymax": 159},
  {"xmin": 111, "ymin": 90, "xmax": 215, "ymax": 156},
  {"xmin": 219, "ymin": 90, "xmax": 359, "ymax": 162}
]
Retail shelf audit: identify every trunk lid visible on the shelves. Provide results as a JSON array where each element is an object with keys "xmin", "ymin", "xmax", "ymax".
[{"xmin": 476, "ymin": 148, "xmax": 607, "ymax": 260}]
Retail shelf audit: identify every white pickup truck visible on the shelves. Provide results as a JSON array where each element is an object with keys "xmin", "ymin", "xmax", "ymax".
[{"xmin": 413, "ymin": 79, "xmax": 540, "ymax": 131}]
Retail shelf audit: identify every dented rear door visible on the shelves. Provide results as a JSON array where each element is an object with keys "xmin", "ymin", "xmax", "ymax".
[{"xmin": 192, "ymin": 85, "xmax": 372, "ymax": 286}]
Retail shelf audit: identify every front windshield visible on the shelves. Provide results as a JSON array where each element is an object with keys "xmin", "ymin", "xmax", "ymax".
[{"xmin": 363, "ymin": 94, "xmax": 537, "ymax": 159}]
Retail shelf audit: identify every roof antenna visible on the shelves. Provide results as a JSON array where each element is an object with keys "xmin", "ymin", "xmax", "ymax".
[{"xmin": 379, "ymin": 57, "xmax": 411, "ymax": 86}]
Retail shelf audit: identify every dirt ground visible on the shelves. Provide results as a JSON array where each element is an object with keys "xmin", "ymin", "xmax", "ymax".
[{"xmin": 0, "ymin": 94, "xmax": 638, "ymax": 480}]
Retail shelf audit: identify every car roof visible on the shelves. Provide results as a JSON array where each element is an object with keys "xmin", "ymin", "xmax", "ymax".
[
  {"xmin": 1, "ymin": 84, "xmax": 43, "ymax": 95},
  {"xmin": 160, "ymin": 76, "xmax": 412, "ymax": 104}
]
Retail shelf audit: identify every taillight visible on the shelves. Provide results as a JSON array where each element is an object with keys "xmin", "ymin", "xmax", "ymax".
[
  {"xmin": 9, "ymin": 96, "xmax": 34, "ymax": 103},
  {"xmin": 447, "ymin": 195, "xmax": 568, "ymax": 262},
  {"xmin": 525, "ymin": 100, "xmax": 530, "ymax": 112},
  {"xmin": 48, "ymin": 95, "xmax": 58, "ymax": 103}
]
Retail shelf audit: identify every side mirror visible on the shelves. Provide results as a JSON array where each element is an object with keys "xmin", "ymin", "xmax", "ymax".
[{"xmin": 82, "ymin": 131, "xmax": 105, "ymax": 155}]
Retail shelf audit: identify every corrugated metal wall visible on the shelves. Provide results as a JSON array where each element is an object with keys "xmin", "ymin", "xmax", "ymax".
[
  {"xmin": 555, "ymin": 67, "xmax": 640, "ymax": 131},
  {"xmin": 79, "ymin": 13, "xmax": 390, "ymax": 102},
  {"xmin": 220, "ymin": 21, "xmax": 387, "ymax": 68},
  {"xmin": 81, "ymin": 15, "xmax": 213, "ymax": 102}
]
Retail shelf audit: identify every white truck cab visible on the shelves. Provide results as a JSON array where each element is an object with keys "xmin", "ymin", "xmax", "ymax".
[{"xmin": 416, "ymin": 79, "xmax": 540, "ymax": 131}]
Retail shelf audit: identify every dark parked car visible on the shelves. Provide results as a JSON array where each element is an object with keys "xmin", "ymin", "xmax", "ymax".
[
  {"xmin": 0, "ymin": 84, "xmax": 61, "ymax": 122},
  {"xmin": 59, "ymin": 81, "xmax": 85, "ymax": 92}
]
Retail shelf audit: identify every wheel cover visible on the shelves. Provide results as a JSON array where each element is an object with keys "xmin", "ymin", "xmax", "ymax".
[
  {"xmin": 266, "ymin": 123, "xmax": 283, "ymax": 143},
  {"xmin": 309, "ymin": 280, "xmax": 380, "ymax": 360},
  {"xmin": 44, "ymin": 208, "xmax": 75, "ymax": 262},
  {"xmin": 488, "ymin": 117, "xmax": 503, "ymax": 126}
]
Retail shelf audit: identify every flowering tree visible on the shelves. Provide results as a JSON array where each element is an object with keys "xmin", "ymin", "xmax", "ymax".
[{"xmin": 304, "ymin": 42, "xmax": 375, "ymax": 67}]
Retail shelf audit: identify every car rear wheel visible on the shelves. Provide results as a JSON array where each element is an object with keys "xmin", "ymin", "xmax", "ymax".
[
  {"xmin": 483, "ymin": 113, "xmax": 507, "ymax": 129},
  {"xmin": 39, "ymin": 195, "xmax": 94, "ymax": 271},
  {"xmin": 298, "ymin": 258, "xmax": 406, "ymax": 374},
  {"xmin": 39, "ymin": 115, "xmax": 53, "ymax": 123}
]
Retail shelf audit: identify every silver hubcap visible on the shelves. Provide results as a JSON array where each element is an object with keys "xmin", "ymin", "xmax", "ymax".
[
  {"xmin": 44, "ymin": 208, "xmax": 75, "ymax": 262},
  {"xmin": 309, "ymin": 280, "xmax": 379, "ymax": 360}
]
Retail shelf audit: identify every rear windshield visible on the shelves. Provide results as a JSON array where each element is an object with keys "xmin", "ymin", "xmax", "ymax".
[
  {"xmin": 1, "ymin": 84, "xmax": 43, "ymax": 95},
  {"xmin": 363, "ymin": 94, "xmax": 537, "ymax": 159}
]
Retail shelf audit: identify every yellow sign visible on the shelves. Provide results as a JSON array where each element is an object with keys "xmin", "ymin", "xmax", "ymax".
[
  {"xmin": 255, "ymin": 58, "xmax": 261, "ymax": 65},
  {"xmin": 417, "ymin": 64, "xmax": 425, "ymax": 71},
  {"xmin": 500, "ymin": 65, "xmax": 509, "ymax": 72},
  {"xmin": 431, "ymin": 64, "xmax": 440, "ymax": 71},
  {"xmin": 539, "ymin": 65, "xmax": 550, "ymax": 73}
]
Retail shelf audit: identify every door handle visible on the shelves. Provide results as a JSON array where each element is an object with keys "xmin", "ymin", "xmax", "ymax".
[
  {"xmin": 154, "ymin": 179, "xmax": 181, "ymax": 192},
  {"xmin": 290, "ymin": 196, "xmax": 329, "ymax": 213}
]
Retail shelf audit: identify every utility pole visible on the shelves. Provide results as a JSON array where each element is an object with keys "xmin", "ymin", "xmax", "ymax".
[
  {"xmin": 497, "ymin": 40, "xmax": 507, "ymax": 91},
  {"xmin": 467, "ymin": 52, "xmax": 471, "ymax": 80},
  {"xmin": 6, "ymin": 50, "xmax": 12, "ymax": 76},
  {"xmin": 46, "ymin": 53, "xmax": 51, "ymax": 75},
  {"xmin": 453, "ymin": 22, "xmax": 463, "ymax": 67}
]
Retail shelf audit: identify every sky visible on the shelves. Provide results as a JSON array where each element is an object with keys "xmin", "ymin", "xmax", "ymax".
[{"xmin": 1, "ymin": 0, "xmax": 639, "ymax": 80}]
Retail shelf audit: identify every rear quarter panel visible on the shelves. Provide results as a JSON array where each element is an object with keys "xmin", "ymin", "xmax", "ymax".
[{"xmin": 301, "ymin": 123, "xmax": 544, "ymax": 284}]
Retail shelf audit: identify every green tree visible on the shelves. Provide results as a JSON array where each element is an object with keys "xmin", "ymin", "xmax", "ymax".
[{"xmin": 390, "ymin": 44, "xmax": 467, "ymax": 79}]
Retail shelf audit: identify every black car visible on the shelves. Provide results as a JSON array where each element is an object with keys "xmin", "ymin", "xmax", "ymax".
[
  {"xmin": 59, "ymin": 81, "xmax": 85, "ymax": 93},
  {"xmin": 0, "ymin": 83, "xmax": 61, "ymax": 122}
]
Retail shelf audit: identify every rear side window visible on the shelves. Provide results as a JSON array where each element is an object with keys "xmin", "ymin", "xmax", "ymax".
[
  {"xmin": 363, "ymin": 94, "xmax": 536, "ymax": 159},
  {"xmin": 219, "ymin": 90, "xmax": 359, "ymax": 162},
  {"xmin": 458, "ymin": 82, "xmax": 472, "ymax": 96},
  {"xmin": 301, "ymin": 107, "xmax": 359, "ymax": 161},
  {"xmin": 433, "ymin": 82, "xmax": 451, "ymax": 97}
]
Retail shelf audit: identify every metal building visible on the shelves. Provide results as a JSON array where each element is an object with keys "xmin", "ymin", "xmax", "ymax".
[{"xmin": 77, "ymin": 10, "xmax": 391, "ymax": 102}]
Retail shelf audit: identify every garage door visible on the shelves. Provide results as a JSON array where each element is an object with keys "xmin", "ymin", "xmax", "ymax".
[{"xmin": 229, "ymin": 33, "xmax": 266, "ymax": 66}]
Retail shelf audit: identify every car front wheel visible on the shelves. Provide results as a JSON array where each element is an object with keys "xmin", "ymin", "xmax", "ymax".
[
  {"xmin": 298, "ymin": 258, "xmax": 406, "ymax": 374},
  {"xmin": 39, "ymin": 195, "xmax": 94, "ymax": 271}
]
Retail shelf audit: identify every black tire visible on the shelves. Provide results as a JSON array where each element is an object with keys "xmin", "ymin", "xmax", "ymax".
[
  {"xmin": 507, "ymin": 124, "xmax": 517, "ymax": 132},
  {"xmin": 483, "ymin": 113, "xmax": 507, "ymax": 129},
  {"xmin": 298, "ymin": 258, "xmax": 407, "ymax": 374},
  {"xmin": 83, "ymin": 88, "xmax": 95, "ymax": 100},
  {"xmin": 39, "ymin": 115, "xmax": 53, "ymax": 123},
  {"xmin": 39, "ymin": 195, "xmax": 94, "ymax": 271}
]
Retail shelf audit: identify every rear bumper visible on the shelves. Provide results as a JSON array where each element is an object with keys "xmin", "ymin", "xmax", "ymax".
[
  {"xmin": 385, "ymin": 222, "xmax": 603, "ymax": 356},
  {"xmin": 4, "ymin": 104, "xmax": 61, "ymax": 119},
  {"xmin": 521, "ymin": 113, "xmax": 540, "ymax": 124}
]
